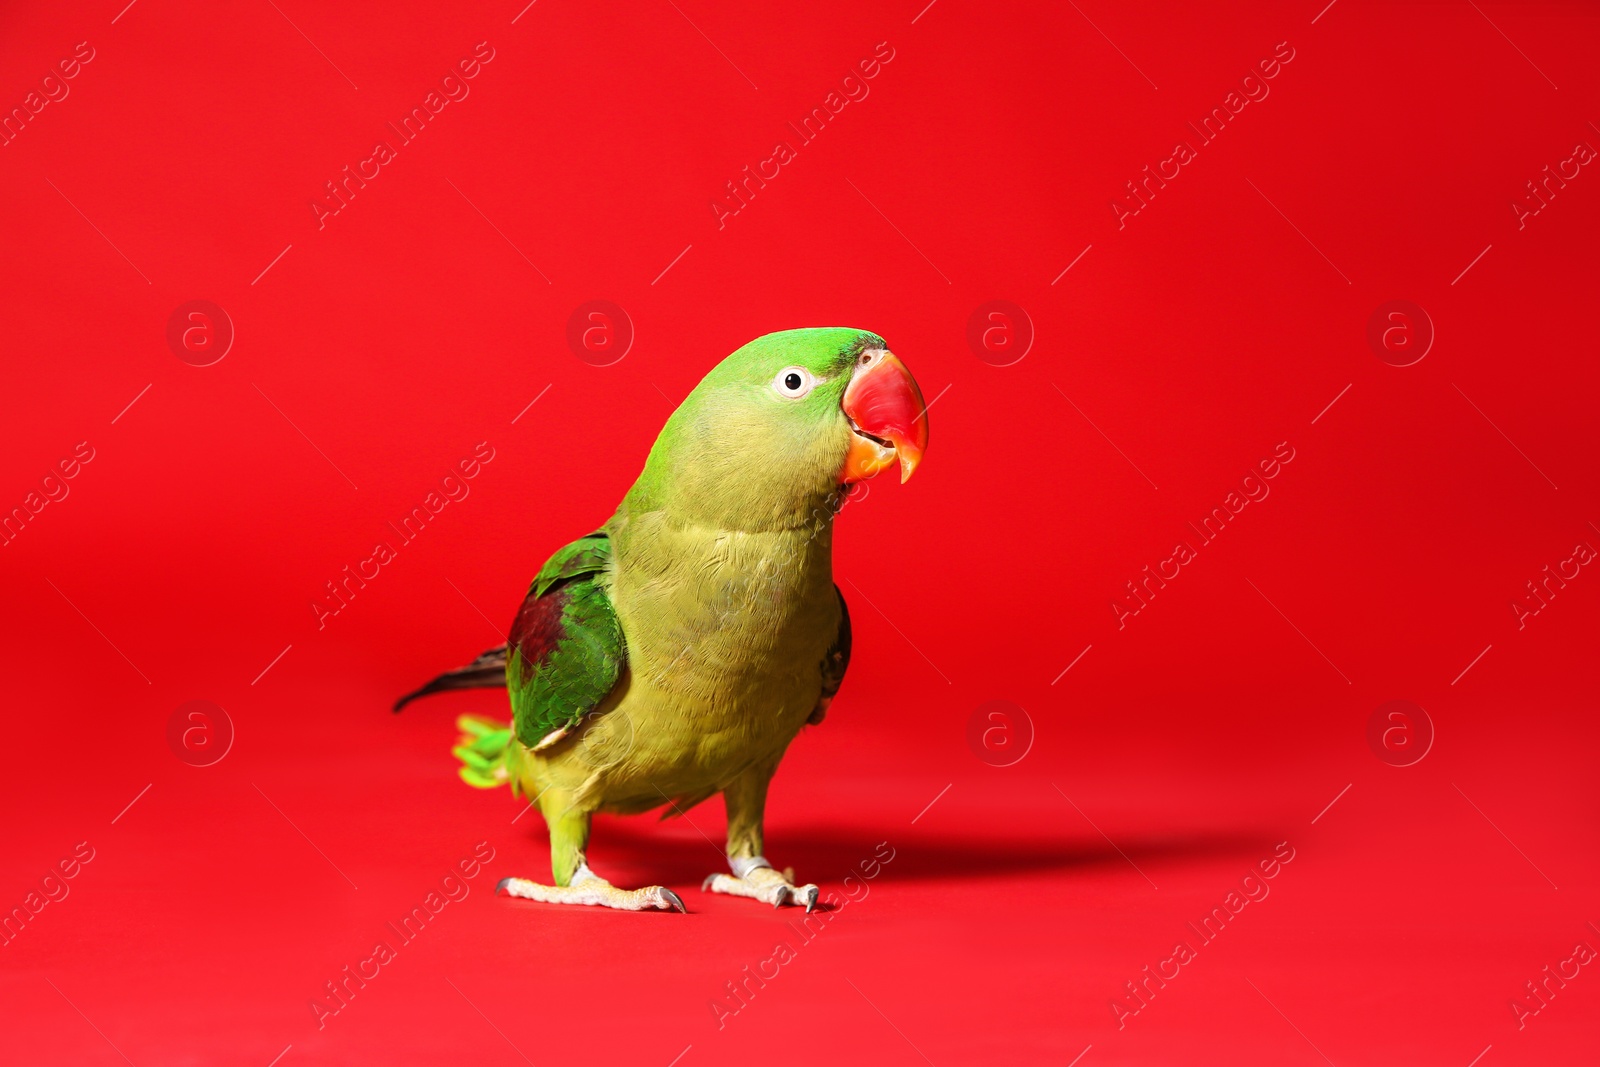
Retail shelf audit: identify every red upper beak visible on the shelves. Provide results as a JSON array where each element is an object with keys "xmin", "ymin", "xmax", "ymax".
[{"xmin": 840, "ymin": 349, "xmax": 929, "ymax": 483}]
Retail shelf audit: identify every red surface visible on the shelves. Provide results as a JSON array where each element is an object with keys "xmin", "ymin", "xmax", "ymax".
[{"xmin": 2, "ymin": 2, "xmax": 1598, "ymax": 1064}]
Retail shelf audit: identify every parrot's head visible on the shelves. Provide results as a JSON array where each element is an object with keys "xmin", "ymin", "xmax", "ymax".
[{"xmin": 633, "ymin": 328, "xmax": 929, "ymax": 530}]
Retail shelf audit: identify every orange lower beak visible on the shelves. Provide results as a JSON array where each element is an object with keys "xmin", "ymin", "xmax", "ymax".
[{"xmin": 840, "ymin": 349, "xmax": 929, "ymax": 483}]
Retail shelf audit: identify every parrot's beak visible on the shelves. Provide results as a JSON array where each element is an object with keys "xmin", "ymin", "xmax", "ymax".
[{"xmin": 840, "ymin": 349, "xmax": 929, "ymax": 484}]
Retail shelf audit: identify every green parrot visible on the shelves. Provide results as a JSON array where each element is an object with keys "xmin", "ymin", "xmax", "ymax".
[{"xmin": 395, "ymin": 328, "xmax": 929, "ymax": 912}]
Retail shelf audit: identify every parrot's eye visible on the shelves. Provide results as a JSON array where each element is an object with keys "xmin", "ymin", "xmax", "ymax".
[{"xmin": 773, "ymin": 367, "xmax": 816, "ymax": 399}]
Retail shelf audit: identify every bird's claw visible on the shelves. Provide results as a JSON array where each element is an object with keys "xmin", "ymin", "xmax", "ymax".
[
  {"xmin": 702, "ymin": 866, "xmax": 820, "ymax": 911},
  {"xmin": 496, "ymin": 874, "xmax": 686, "ymax": 912}
]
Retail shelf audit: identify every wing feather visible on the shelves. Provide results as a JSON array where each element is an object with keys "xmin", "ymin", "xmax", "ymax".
[
  {"xmin": 507, "ymin": 532, "xmax": 626, "ymax": 748},
  {"xmin": 808, "ymin": 584, "xmax": 851, "ymax": 725}
]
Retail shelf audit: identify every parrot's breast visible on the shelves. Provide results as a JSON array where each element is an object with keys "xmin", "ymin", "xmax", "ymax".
[{"xmin": 576, "ymin": 511, "xmax": 841, "ymax": 804}]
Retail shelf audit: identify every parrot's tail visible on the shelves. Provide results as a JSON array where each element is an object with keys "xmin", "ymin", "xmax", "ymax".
[
  {"xmin": 453, "ymin": 715, "xmax": 514, "ymax": 789},
  {"xmin": 391, "ymin": 646, "xmax": 508, "ymax": 712}
]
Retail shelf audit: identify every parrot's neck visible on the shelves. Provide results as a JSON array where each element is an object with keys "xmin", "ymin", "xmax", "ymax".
[
  {"xmin": 616, "ymin": 485, "xmax": 846, "ymax": 545},
  {"xmin": 619, "ymin": 380, "xmax": 856, "ymax": 534},
  {"xmin": 622, "ymin": 448, "xmax": 848, "ymax": 534}
]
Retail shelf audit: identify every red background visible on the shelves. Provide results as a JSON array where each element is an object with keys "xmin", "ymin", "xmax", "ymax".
[{"xmin": 2, "ymin": 1, "xmax": 1598, "ymax": 1064}]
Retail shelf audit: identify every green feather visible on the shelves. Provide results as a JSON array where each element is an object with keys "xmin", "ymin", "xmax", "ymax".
[{"xmin": 452, "ymin": 715, "xmax": 512, "ymax": 788}]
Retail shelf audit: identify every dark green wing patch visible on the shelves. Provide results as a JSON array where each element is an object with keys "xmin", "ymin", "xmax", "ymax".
[
  {"xmin": 507, "ymin": 533, "xmax": 625, "ymax": 748},
  {"xmin": 532, "ymin": 532, "xmax": 611, "ymax": 596},
  {"xmin": 821, "ymin": 584, "xmax": 851, "ymax": 698},
  {"xmin": 809, "ymin": 584, "xmax": 851, "ymax": 725}
]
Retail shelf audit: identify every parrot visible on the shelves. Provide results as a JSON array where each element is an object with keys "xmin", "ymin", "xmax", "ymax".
[{"xmin": 394, "ymin": 328, "xmax": 928, "ymax": 912}]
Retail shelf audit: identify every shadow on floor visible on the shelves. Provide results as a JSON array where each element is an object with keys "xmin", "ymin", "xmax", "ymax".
[{"xmin": 573, "ymin": 817, "xmax": 1277, "ymax": 886}]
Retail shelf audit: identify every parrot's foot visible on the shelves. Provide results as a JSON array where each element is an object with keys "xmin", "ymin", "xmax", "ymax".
[
  {"xmin": 496, "ymin": 865, "xmax": 685, "ymax": 913},
  {"xmin": 702, "ymin": 857, "xmax": 820, "ymax": 911}
]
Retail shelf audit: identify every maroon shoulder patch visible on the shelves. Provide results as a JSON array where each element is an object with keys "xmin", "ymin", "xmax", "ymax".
[{"xmin": 508, "ymin": 585, "xmax": 570, "ymax": 684}]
